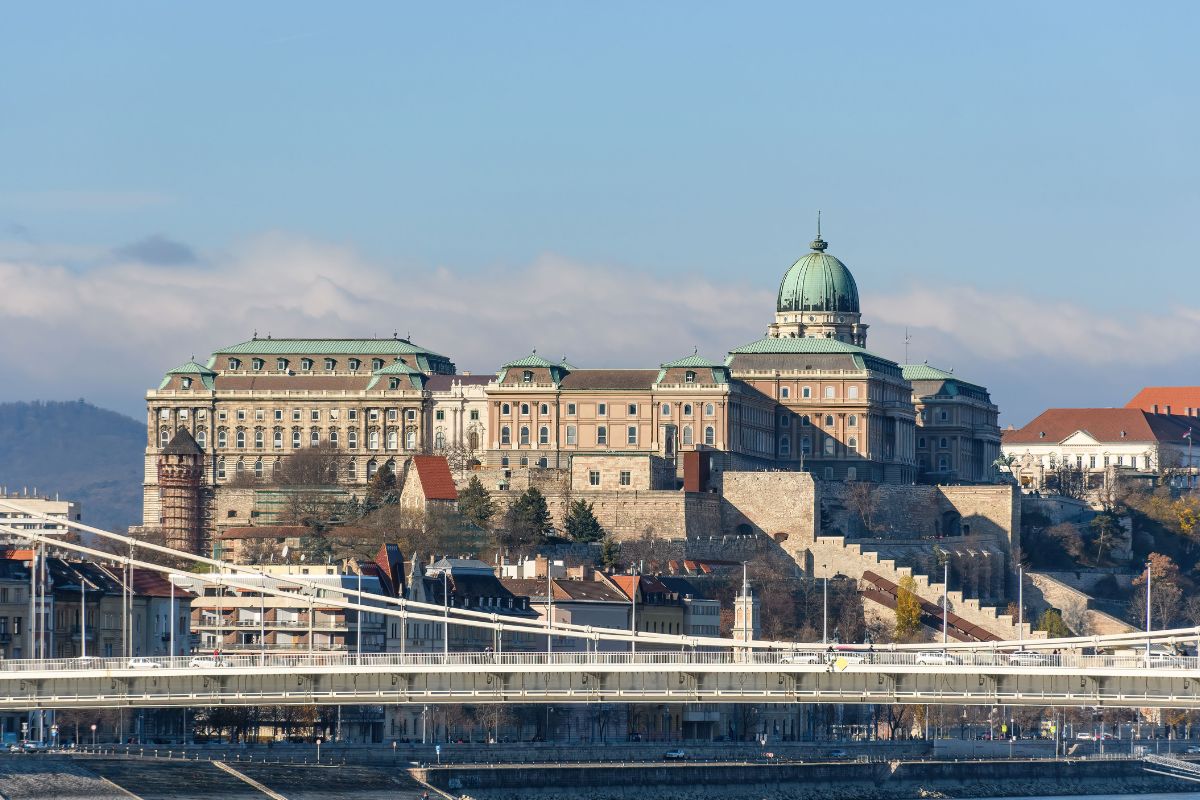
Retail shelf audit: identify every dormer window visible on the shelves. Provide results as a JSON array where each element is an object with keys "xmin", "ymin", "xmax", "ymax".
[
  {"xmin": 276, "ymin": 358, "xmax": 288, "ymax": 372},
  {"xmin": 324, "ymin": 358, "xmax": 336, "ymax": 370},
  {"xmin": 300, "ymin": 358, "xmax": 313, "ymax": 371},
  {"xmin": 1038, "ymin": 432, "xmax": 1046, "ymax": 439},
  {"xmin": 228, "ymin": 358, "xmax": 241, "ymax": 370},
  {"xmin": 685, "ymin": 371, "xmax": 696, "ymax": 383},
  {"xmin": 181, "ymin": 377, "xmax": 192, "ymax": 389},
  {"xmin": 252, "ymin": 358, "xmax": 264, "ymax": 371},
  {"xmin": 389, "ymin": 378, "xmax": 401, "ymax": 390},
  {"xmin": 348, "ymin": 359, "xmax": 361, "ymax": 371},
  {"xmin": 372, "ymin": 358, "xmax": 385, "ymax": 370},
  {"xmin": 522, "ymin": 370, "xmax": 534, "ymax": 383}
]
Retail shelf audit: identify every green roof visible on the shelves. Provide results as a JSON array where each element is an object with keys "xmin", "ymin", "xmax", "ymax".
[
  {"xmin": 901, "ymin": 364, "xmax": 958, "ymax": 382},
  {"xmin": 501, "ymin": 352, "xmax": 558, "ymax": 368},
  {"xmin": 776, "ymin": 234, "xmax": 860, "ymax": 314},
  {"xmin": 372, "ymin": 360, "xmax": 421, "ymax": 375},
  {"xmin": 215, "ymin": 337, "xmax": 448, "ymax": 358},
  {"xmin": 660, "ymin": 353, "xmax": 724, "ymax": 369},
  {"xmin": 728, "ymin": 337, "xmax": 869, "ymax": 355},
  {"xmin": 165, "ymin": 360, "xmax": 216, "ymax": 375}
]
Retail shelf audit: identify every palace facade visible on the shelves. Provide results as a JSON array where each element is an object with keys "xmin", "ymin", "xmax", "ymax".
[{"xmin": 144, "ymin": 229, "xmax": 1001, "ymax": 552}]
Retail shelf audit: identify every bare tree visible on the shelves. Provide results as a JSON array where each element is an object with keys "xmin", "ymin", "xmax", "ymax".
[
  {"xmin": 844, "ymin": 481, "xmax": 880, "ymax": 535},
  {"xmin": 275, "ymin": 444, "xmax": 345, "ymax": 487}
]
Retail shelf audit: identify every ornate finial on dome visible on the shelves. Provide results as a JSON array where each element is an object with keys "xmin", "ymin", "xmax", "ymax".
[{"xmin": 810, "ymin": 210, "xmax": 828, "ymax": 252}]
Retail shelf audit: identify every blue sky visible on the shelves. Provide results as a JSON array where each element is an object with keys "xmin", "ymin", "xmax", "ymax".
[{"xmin": 1, "ymin": 2, "xmax": 1198, "ymax": 424}]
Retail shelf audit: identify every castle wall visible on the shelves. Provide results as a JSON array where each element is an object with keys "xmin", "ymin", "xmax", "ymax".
[
  {"xmin": 718, "ymin": 472, "xmax": 819, "ymax": 548},
  {"xmin": 489, "ymin": 488, "xmax": 722, "ymax": 540}
]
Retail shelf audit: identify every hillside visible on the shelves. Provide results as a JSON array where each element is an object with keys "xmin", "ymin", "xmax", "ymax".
[{"xmin": 0, "ymin": 400, "xmax": 144, "ymax": 532}]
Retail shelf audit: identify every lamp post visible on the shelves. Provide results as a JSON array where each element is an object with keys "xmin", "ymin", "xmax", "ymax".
[
  {"xmin": 442, "ymin": 570, "xmax": 449, "ymax": 659},
  {"xmin": 90, "ymin": 723, "xmax": 96, "ymax": 748},
  {"xmin": 1018, "ymin": 564, "xmax": 1024, "ymax": 645},
  {"xmin": 80, "ymin": 577, "xmax": 87, "ymax": 660},
  {"xmin": 942, "ymin": 558, "xmax": 949, "ymax": 647},
  {"xmin": 822, "ymin": 566, "xmax": 829, "ymax": 646},
  {"xmin": 1146, "ymin": 559, "xmax": 1153, "ymax": 662}
]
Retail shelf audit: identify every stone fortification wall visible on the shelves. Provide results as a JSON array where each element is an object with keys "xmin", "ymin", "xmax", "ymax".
[
  {"xmin": 490, "ymin": 488, "xmax": 721, "ymax": 540},
  {"xmin": 719, "ymin": 472, "xmax": 819, "ymax": 545}
]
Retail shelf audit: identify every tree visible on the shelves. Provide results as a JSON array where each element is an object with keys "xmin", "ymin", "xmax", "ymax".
[
  {"xmin": 1089, "ymin": 513, "xmax": 1120, "ymax": 563},
  {"xmin": 500, "ymin": 488, "xmax": 553, "ymax": 551},
  {"xmin": 365, "ymin": 463, "xmax": 399, "ymax": 508},
  {"xmin": 564, "ymin": 498, "xmax": 605, "ymax": 542},
  {"xmin": 844, "ymin": 481, "xmax": 880, "ymax": 535},
  {"xmin": 457, "ymin": 476, "xmax": 495, "ymax": 531},
  {"xmin": 1130, "ymin": 552, "xmax": 1185, "ymax": 629},
  {"xmin": 1046, "ymin": 522, "xmax": 1086, "ymax": 564},
  {"xmin": 275, "ymin": 444, "xmax": 344, "ymax": 487},
  {"xmin": 1035, "ymin": 608, "xmax": 1072, "ymax": 638},
  {"xmin": 894, "ymin": 575, "xmax": 923, "ymax": 642},
  {"xmin": 599, "ymin": 536, "xmax": 621, "ymax": 571}
]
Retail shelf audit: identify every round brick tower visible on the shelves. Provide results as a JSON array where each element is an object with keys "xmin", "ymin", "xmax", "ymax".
[{"xmin": 158, "ymin": 428, "xmax": 204, "ymax": 554}]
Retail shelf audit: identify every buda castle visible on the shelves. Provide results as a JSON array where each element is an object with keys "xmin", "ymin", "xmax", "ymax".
[{"xmin": 143, "ymin": 227, "xmax": 1001, "ymax": 553}]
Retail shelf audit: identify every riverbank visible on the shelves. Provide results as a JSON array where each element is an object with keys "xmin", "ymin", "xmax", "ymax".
[{"xmin": 420, "ymin": 758, "xmax": 1197, "ymax": 800}]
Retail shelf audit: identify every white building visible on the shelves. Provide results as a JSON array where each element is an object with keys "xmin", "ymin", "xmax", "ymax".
[
  {"xmin": 425, "ymin": 374, "xmax": 490, "ymax": 459},
  {"xmin": 1001, "ymin": 408, "xmax": 1200, "ymax": 491},
  {"xmin": 0, "ymin": 490, "xmax": 82, "ymax": 547}
]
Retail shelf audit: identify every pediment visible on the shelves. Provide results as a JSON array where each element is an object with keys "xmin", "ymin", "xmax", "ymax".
[{"xmin": 1060, "ymin": 430, "xmax": 1099, "ymax": 446}]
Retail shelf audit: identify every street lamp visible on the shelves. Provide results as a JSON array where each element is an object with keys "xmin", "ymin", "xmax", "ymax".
[
  {"xmin": 316, "ymin": 737, "xmax": 322, "ymax": 763},
  {"xmin": 90, "ymin": 723, "xmax": 97, "ymax": 748}
]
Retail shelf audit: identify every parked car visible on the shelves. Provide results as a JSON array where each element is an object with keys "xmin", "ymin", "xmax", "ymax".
[
  {"xmin": 1184, "ymin": 745, "xmax": 1200, "ymax": 754},
  {"xmin": 916, "ymin": 651, "xmax": 961, "ymax": 666},
  {"xmin": 780, "ymin": 651, "xmax": 822, "ymax": 665},
  {"xmin": 663, "ymin": 748, "xmax": 687, "ymax": 761},
  {"xmin": 1007, "ymin": 651, "xmax": 1051, "ymax": 667},
  {"xmin": 128, "ymin": 657, "xmax": 161, "ymax": 669},
  {"xmin": 188, "ymin": 655, "xmax": 232, "ymax": 668},
  {"xmin": 1075, "ymin": 732, "xmax": 1094, "ymax": 740},
  {"xmin": 827, "ymin": 749, "xmax": 850, "ymax": 758}
]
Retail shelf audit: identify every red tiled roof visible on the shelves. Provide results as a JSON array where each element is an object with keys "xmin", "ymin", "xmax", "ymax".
[
  {"xmin": 1002, "ymin": 408, "xmax": 1197, "ymax": 445},
  {"xmin": 1127, "ymin": 387, "xmax": 1200, "ymax": 417},
  {"xmin": 412, "ymin": 456, "xmax": 457, "ymax": 501}
]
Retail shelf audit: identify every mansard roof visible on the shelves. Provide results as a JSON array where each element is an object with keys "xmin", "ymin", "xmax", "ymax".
[{"xmin": 215, "ymin": 337, "xmax": 448, "ymax": 358}]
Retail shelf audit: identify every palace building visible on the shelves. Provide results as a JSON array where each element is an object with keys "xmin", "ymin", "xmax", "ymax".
[{"xmin": 144, "ymin": 227, "xmax": 1002, "ymax": 552}]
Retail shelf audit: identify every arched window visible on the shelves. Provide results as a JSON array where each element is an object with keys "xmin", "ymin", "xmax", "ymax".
[
  {"xmin": 501, "ymin": 403, "xmax": 511, "ymax": 415},
  {"xmin": 310, "ymin": 427, "xmax": 320, "ymax": 446},
  {"xmin": 704, "ymin": 403, "xmax": 715, "ymax": 417},
  {"xmin": 292, "ymin": 429, "xmax": 302, "ymax": 449},
  {"xmin": 254, "ymin": 458, "xmax": 264, "ymax": 479},
  {"xmin": 520, "ymin": 403, "xmax": 530, "ymax": 416},
  {"xmin": 848, "ymin": 385, "xmax": 860, "ymax": 399},
  {"xmin": 235, "ymin": 429, "xmax": 246, "ymax": 449},
  {"xmin": 254, "ymin": 428, "xmax": 264, "ymax": 449},
  {"xmin": 683, "ymin": 403, "xmax": 693, "ymax": 416},
  {"xmin": 272, "ymin": 459, "xmax": 281, "ymax": 478},
  {"xmin": 848, "ymin": 436, "xmax": 858, "ymax": 453},
  {"xmin": 159, "ymin": 427, "xmax": 170, "ymax": 448},
  {"xmin": 801, "ymin": 436, "xmax": 812, "ymax": 454},
  {"xmin": 824, "ymin": 386, "xmax": 836, "ymax": 399},
  {"xmin": 329, "ymin": 429, "xmax": 339, "ymax": 447},
  {"xmin": 682, "ymin": 425, "xmax": 693, "ymax": 445},
  {"xmin": 384, "ymin": 428, "xmax": 396, "ymax": 449},
  {"xmin": 848, "ymin": 414, "xmax": 858, "ymax": 427},
  {"xmin": 366, "ymin": 459, "xmax": 378, "ymax": 479},
  {"xmin": 520, "ymin": 426, "xmax": 530, "ymax": 445},
  {"xmin": 235, "ymin": 458, "xmax": 245, "ymax": 476},
  {"xmin": 216, "ymin": 458, "xmax": 225, "ymax": 480},
  {"xmin": 539, "ymin": 426, "xmax": 549, "ymax": 445},
  {"xmin": 780, "ymin": 414, "xmax": 790, "ymax": 429},
  {"xmin": 405, "ymin": 430, "xmax": 416, "ymax": 449},
  {"xmin": 273, "ymin": 428, "xmax": 283, "ymax": 449},
  {"xmin": 196, "ymin": 429, "xmax": 207, "ymax": 449},
  {"xmin": 539, "ymin": 403, "xmax": 549, "ymax": 415},
  {"xmin": 501, "ymin": 426, "xmax": 511, "ymax": 445},
  {"xmin": 434, "ymin": 430, "xmax": 446, "ymax": 450},
  {"xmin": 348, "ymin": 429, "xmax": 358, "ymax": 449},
  {"xmin": 780, "ymin": 436, "xmax": 791, "ymax": 456},
  {"xmin": 823, "ymin": 438, "xmax": 835, "ymax": 455},
  {"xmin": 661, "ymin": 403, "xmax": 671, "ymax": 416},
  {"xmin": 217, "ymin": 428, "xmax": 228, "ymax": 448},
  {"xmin": 346, "ymin": 460, "xmax": 356, "ymax": 480},
  {"xmin": 825, "ymin": 415, "xmax": 834, "ymax": 426},
  {"xmin": 846, "ymin": 466, "xmax": 857, "ymax": 480},
  {"xmin": 704, "ymin": 426, "xmax": 715, "ymax": 445},
  {"xmin": 368, "ymin": 429, "xmax": 380, "ymax": 449},
  {"xmin": 802, "ymin": 386, "xmax": 812, "ymax": 399},
  {"xmin": 468, "ymin": 431, "xmax": 479, "ymax": 450}
]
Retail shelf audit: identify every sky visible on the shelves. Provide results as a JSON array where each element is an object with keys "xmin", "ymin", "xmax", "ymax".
[{"xmin": 1, "ymin": 1, "xmax": 1198, "ymax": 425}]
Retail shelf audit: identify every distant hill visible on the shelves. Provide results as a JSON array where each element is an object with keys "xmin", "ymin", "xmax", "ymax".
[{"xmin": 0, "ymin": 400, "xmax": 144, "ymax": 532}]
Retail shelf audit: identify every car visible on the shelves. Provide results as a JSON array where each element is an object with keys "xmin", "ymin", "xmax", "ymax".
[
  {"xmin": 1147, "ymin": 653, "xmax": 1187, "ymax": 668},
  {"xmin": 188, "ymin": 655, "xmax": 232, "ymax": 668},
  {"xmin": 1184, "ymin": 745, "xmax": 1200, "ymax": 754},
  {"xmin": 827, "ymin": 651, "xmax": 869, "ymax": 665},
  {"xmin": 1075, "ymin": 732, "xmax": 1094, "ymax": 740},
  {"xmin": 780, "ymin": 651, "xmax": 822, "ymax": 665},
  {"xmin": 72, "ymin": 656, "xmax": 104, "ymax": 669},
  {"xmin": 827, "ymin": 749, "xmax": 850, "ymax": 758},
  {"xmin": 916, "ymin": 651, "xmax": 961, "ymax": 666},
  {"xmin": 128, "ymin": 657, "xmax": 161, "ymax": 669},
  {"xmin": 663, "ymin": 748, "xmax": 687, "ymax": 761},
  {"xmin": 1007, "ymin": 651, "xmax": 1051, "ymax": 667}
]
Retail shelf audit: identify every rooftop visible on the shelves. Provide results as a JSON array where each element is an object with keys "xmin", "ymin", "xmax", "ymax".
[
  {"xmin": 214, "ymin": 337, "xmax": 448, "ymax": 358},
  {"xmin": 1002, "ymin": 408, "xmax": 1198, "ymax": 445}
]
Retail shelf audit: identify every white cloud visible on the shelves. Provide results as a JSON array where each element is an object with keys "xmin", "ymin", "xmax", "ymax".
[{"xmin": 1, "ymin": 231, "xmax": 1198, "ymax": 425}]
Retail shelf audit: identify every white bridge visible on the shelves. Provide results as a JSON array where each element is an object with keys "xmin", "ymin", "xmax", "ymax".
[{"xmin": 2, "ymin": 499, "xmax": 1200, "ymax": 712}]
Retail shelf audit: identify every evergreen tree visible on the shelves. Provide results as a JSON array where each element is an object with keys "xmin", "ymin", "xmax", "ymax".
[
  {"xmin": 894, "ymin": 575, "xmax": 923, "ymax": 642},
  {"xmin": 599, "ymin": 536, "xmax": 621, "ymax": 571},
  {"xmin": 457, "ymin": 476, "xmax": 495, "ymax": 530},
  {"xmin": 564, "ymin": 498, "xmax": 605, "ymax": 542},
  {"xmin": 1035, "ymin": 608, "xmax": 1071, "ymax": 638},
  {"xmin": 365, "ymin": 463, "xmax": 399, "ymax": 508},
  {"xmin": 500, "ymin": 487, "xmax": 553, "ymax": 550}
]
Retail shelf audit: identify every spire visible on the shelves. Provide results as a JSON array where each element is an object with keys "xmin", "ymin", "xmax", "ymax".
[{"xmin": 810, "ymin": 210, "xmax": 828, "ymax": 252}]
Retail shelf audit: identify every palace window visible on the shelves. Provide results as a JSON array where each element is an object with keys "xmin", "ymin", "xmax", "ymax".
[
  {"xmin": 406, "ymin": 409, "xmax": 416, "ymax": 421},
  {"xmin": 346, "ymin": 460, "xmax": 356, "ymax": 480},
  {"xmin": 181, "ymin": 377, "xmax": 192, "ymax": 389},
  {"xmin": 661, "ymin": 404, "xmax": 671, "ymax": 416},
  {"xmin": 325, "ymin": 358, "xmax": 336, "ymax": 370},
  {"xmin": 292, "ymin": 429, "xmax": 302, "ymax": 448},
  {"xmin": 254, "ymin": 459, "xmax": 264, "ymax": 479},
  {"xmin": 780, "ymin": 436, "xmax": 791, "ymax": 456},
  {"xmin": 848, "ymin": 436, "xmax": 858, "ymax": 453},
  {"xmin": 846, "ymin": 466, "xmax": 857, "ymax": 480},
  {"xmin": 434, "ymin": 430, "xmax": 446, "ymax": 450},
  {"xmin": 589, "ymin": 470, "xmax": 601, "ymax": 486},
  {"xmin": 237, "ymin": 409, "xmax": 246, "ymax": 421},
  {"xmin": 597, "ymin": 426, "xmax": 608, "ymax": 445},
  {"xmin": 276, "ymin": 358, "xmax": 288, "ymax": 372},
  {"xmin": 781, "ymin": 387, "xmax": 790, "ymax": 399},
  {"xmin": 682, "ymin": 425, "xmax": 693, "ymax": 445},
  {"xmin": 387, "ymin": 429, "xmax": 399, "ymax": 449},
  {"xmin": 292, "ymin": 409, "xmax": 301, "ymax": 421},
  {"xmin": 521, "ymin": 403, "xmax": 530, "ymax": 416},
  {"xmin": 704, "ymin": 403, "xmax": 715, "ymax": 417},
  {"xmin": 159, "ymin": 428, "xmax": 169, "ymax": 448},
  {"xmin": 372, "ymin": 359, "xmax": 384, "ymax": 370},
  {"xmin": 802, "ymin": 386, "xmax": 812, "ymax": 399},
  {"xmin": 566, "ymin": 403, "xmax": 576, "ymax": 416},
  {"xmin": 310, "ymin": 428, "xmax": 320, "ymax": 446},
  {"xmin": 435, "ymin": 410, "xmax": 445, "ymax": 421},
  {"xmin": 254, "ymin": 429, "xmax": 264, "ymax": 448},
  {"xmin": 348, "ymin": 430, "xmax": 358, "ymax": 449},
  {"xmin": 848, "ymin": 414, "xmax": 858, "ymax": 427},
  {"xmin": 217, "ymin": 428, "xmax": 228, "ymax": 448},
  {"xmin": 470, "ymin": 410, "xmax": 480, "ymax": 421},
  {"xmin": 704, "ymin": 426, "xmax": 715, "ymax": 445},
  {"xmin": 501, "ymin": 425, "xmax": 511, "ymax": 445},
  {"xmin": 685, "ymin": 371, "xmax": 696, "ymax": 383},
  {"xmin": 196, "ymin": 429, "xmax": 207, "ymax": 449},
  {"xmin": 540, "ymin": 403, "xmax": 549, "ymax": 415},
  {"xmin": 235, "ymin": 458, "xmax": 245, "ymax": 476},
  {"xmin": 366, "ymin": 460, "xmax": 378, "ymax": 479},
  {"xmin": 620, "ymin": 471, "xmax": 632, "ymax": 486},
  {"xmin": 780, "ymin": 414, "xmax": 790, "ymax": 428},
  {"xmin": 228, "ymin": 358, "xmax": 241, "ymax": 370},
  {"xmin": 368, "ymin": 429, "xmax": 380, "ymax": 449},
  {"xmin": 329, "ymin": 429, "xmax": 339, "ymax": 447},
  {"xmin": 683, "ymin": 403, "xmax": 692, "ymax": 416},
  {"xmin": 566, "ymin": 425, "xmax": 577, "ymax": 445},
  {"xmin": 824, "ymin": 415, "xmax": 834, "ymax": 426},
  {"xmin": 539, "ymin": 426, "xmax": 549, "ymax": 445},
  {"xmin": 520, "ymin": 426, "xmax": 530, "ymax": 445},
  {"xmin": 235, "ymin": 429, "xmax": 246, "ymax": 448},
  {"xmin": 626, "ymin": 425, "xmax": 637, "ymax": 445},
  {"xmin": 348, "ymin": 358, "xmax": 361, "ymax": 371},
  {"xmin": 801, "ymin": 436, "xmax": 812, "ymax": 454},
  {"xmin": 274, "ymin": 429, "xmax": 283, "ymax": 449},
  {"xmin": 848, "ymin": 386, "xmax": 860, "ymax": 399},
  {"xmin": 252, "ymin": 358, "xmax": 264, "ymax": 371},
  {"xmin": 522, "ymin": 370, "xmax": 533, "ymax": 383},
  {"xmin": 824, "ymin": 438, "xmax": 835, "ymax": 455},
  {"xmin": 598, "ymin": 403, "xmax": 607, "ymax": 416},
  {"xmin": 502, "ymin": 403, "xmax": 511, "ymax": 415},
  {"xmin": 628, "ymin": 403, "xmax": 637, "ymax": 416},
  {"xmin": 216, "ymin": 459, "xmax": 225, "ymax": 480}
]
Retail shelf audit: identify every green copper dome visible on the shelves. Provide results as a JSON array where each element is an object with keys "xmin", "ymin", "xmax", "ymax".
[{"xmin": 776, "ymin": 233, "xmax": 860, "ymax": 314}]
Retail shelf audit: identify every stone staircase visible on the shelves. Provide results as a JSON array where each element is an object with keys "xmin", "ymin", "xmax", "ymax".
[{"xmin": 810, "ymin": 535, "xmax": 1036, "ymax": 641}]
